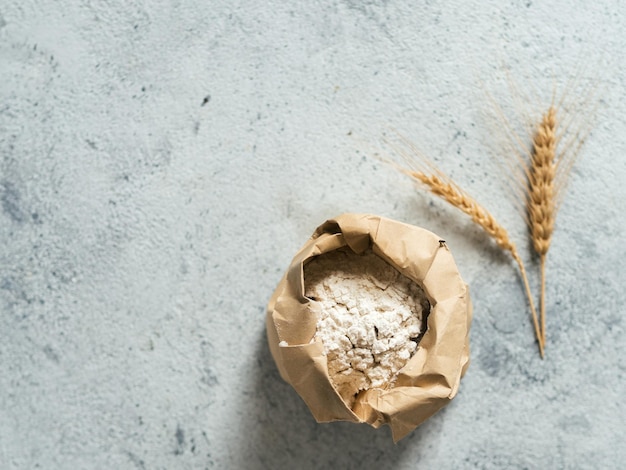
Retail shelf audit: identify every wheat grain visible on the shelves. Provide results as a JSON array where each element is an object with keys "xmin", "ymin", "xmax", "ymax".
[
  {"xmin": 528, "ymin": 107, "xmax": 557, "ymax": 257},
  {"xmin": 410, "ymin": 172, "xmax": 515, "ymax": 253}
]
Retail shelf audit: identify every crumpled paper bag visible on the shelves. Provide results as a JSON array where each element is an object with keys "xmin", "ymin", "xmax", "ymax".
[{"xmin": 266, "ymin": 213, "xmax": 472, "ymax": 442}]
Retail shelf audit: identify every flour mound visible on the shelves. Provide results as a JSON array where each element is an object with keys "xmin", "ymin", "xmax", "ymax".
[{"xmin": 304, "ymin": 249, "xmax": 429, "ymax": 405}]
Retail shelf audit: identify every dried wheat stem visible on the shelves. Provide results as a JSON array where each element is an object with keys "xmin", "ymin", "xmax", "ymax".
[
  {"xmin": 410, "ymin": 171, "xmax": 545, "ymax": 356},
  {"xmin": 528, "ymin": 107, "xmax": 557, "ymax": 346},
  {"xmin": 513, "ymin": 250, "xmax": 545, "ymax": 358}
]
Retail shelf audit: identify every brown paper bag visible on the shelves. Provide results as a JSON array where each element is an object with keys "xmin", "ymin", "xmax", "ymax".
[{"xmin": 266, "ymin": 213, "xmax": 472, "ymax": 441}]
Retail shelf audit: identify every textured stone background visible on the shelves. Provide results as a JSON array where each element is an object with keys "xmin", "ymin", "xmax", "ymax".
[{"xmin": 1, "ymin": 1, "xmax": 625, "ymax": 468}]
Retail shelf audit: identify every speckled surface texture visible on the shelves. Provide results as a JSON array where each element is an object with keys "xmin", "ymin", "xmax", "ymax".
[{"xmin": 1, "ymin": 1, "xmax": 625, "ymax": 468}]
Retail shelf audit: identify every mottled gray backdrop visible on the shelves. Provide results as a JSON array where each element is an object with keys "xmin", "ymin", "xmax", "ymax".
[{"xmin": 1, "ymin": 1, "xmax": 625, "ymax": 469}]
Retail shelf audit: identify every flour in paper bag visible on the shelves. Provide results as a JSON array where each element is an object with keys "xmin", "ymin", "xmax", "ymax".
[{"xmin": 304, "ymin": 249, "xmax": 429, "ymax": 405}]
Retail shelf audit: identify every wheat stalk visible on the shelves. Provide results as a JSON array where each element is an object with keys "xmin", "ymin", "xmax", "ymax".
[
  {"xmin": 488, "ymin": 64, "xmax": 599, "ymax": 353},
  {"xmin": 526, "ymin": 97, "xmax": 591, "ymax": 348},
  {"xmin": 405, "ymin": 170, "xmax": 545, "ymax": 357},
  {"xmin": 528, "ymin": 107, "xmax": 557, "ymax": 346}
]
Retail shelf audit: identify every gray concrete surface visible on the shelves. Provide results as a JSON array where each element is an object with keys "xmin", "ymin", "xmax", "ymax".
[{"xmin": 1, "ymin": 1, "xmax": 625, "ymax": 468}]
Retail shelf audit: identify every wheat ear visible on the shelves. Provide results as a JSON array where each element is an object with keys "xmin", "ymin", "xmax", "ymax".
[
  {"xmin": 528, "ymin": 107, "xmax": 557, "ymax": 346},
  {"xmin": 409, "ymin": 171, "xmax": 545, "ymax": 357}
]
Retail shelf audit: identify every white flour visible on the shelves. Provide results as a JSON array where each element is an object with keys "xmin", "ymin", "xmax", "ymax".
[{"xmin": 304, "ymin": 248, "xmax": 429, "ymax": 405}]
